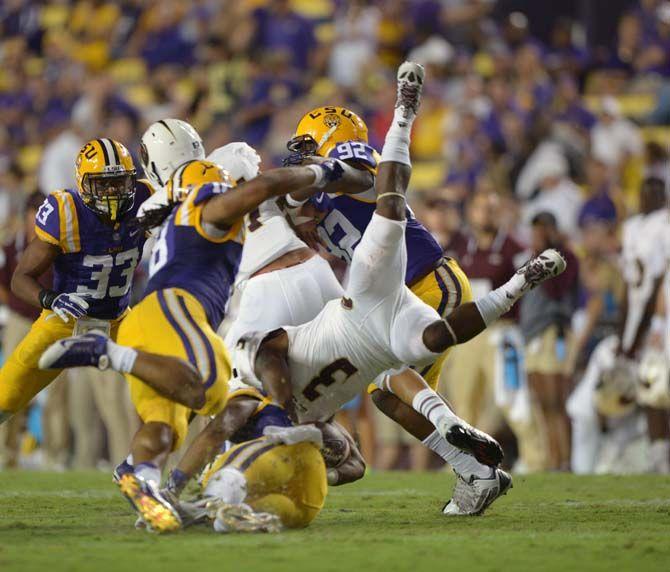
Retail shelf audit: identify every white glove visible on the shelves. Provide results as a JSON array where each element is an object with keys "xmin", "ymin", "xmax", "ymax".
[
  {"xmin": 51, "ymin": 293, "xmax": 89, "ymax": 323},
  {"xmin": 263, "ymin": 425, "xmax": 323, "ymax": 448},
  {"xmin": 207, "ymin": 142, "xmax": 261, "ymax": 183}
]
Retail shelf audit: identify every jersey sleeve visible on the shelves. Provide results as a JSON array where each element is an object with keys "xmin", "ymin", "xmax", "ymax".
[
  {"xmin": 34, "ymin": 194, "xmax": 61, "ymax": 246},
  {"xmin": 328, "ymin": 141, "xmax": 378, "ymax": 174},
  {"xmin": 192, "ymin": 182, "xmax": 231, "ymax": 205},
  {"xmin": 177, "ymin": 182, "xmax": 244, "ymax": 244}
]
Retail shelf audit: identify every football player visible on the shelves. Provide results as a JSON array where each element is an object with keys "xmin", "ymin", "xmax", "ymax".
[
  {"xmin": 39, "ymin": 157, "xmax": 346, "ymax": 531},
  {"xmin": 209, "ymin": 142, "xmax": 345, "ymax": 378},
  {"xmin": 236, "ymin": 62, "xmax": 567, "ymax": 515},
  {"xmin": 162, "ymin": 379, "xmax": 364, "ymax": 533},
  {"xmin": 568, "ymin": 177, "xmax": 670, "ymax": 473},
  {"xmin": 136, "ymin": 118, "xmax": 206, "ymax": 220},
  {"xmin": 284, "ymin": 97, "xmax": 477, "ymax": 494},
  {"xmin": 0, "ymin": 139, "xmax": 156, "ymax": 426}
]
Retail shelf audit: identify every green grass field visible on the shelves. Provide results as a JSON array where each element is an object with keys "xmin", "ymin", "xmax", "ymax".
[{"xmin": 1, "ymin": 471, "xmax": 669, "ymax": 572}]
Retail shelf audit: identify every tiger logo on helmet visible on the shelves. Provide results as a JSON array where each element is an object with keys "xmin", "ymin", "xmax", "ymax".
[
  {"xmin": 287, "ymin": 106, "xmax": 368, "ymax": 159},
  {"xmin": 75, "ymin": 138, "xmax": 136, "ymax": 222},
  {"xmin": 166, "ymin": 159, "xmax": 235, "ymax": 203}
]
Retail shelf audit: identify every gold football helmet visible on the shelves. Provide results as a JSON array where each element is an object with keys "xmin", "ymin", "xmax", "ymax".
[
  {"xmin": 288, "ymin": 105, "xmax": 368, "ymax": 158},
  {"xmin": 166, "ymin": 159, "xmax": 234, "ymax": 203},
  {"xmin": 75, "ymin": 138, "xmax": 136, "ymax": 221}
]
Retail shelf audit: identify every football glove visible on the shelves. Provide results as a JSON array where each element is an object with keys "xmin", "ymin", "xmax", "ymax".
[{"xmin": 51, "ymin": 293, "xmax": 90, "ymax": 323}]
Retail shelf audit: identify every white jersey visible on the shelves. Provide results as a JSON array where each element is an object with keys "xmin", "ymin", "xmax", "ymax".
[
  {"xmin": 621, "ymin": 209, "xmax": 669, "ymax": 352},
  {"xmin": 285, "ymin": 299, "xmax": 401, "ymax": 422},
  {"xmin": 235, "ymin": 198, "xmax": 307, "ymax": 285},
  {"xmin": 239, "ymin": 213, "xmax": 442, "ymax": 423}
]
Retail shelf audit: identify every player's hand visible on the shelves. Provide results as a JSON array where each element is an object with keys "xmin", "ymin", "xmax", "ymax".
[
  {"xmin": 51, "ymin": 293, "xmax": 89, "ymax": 323},
  {"xmin": 315, "ymin": 159, "xmax": 345, "ymax": 187}
]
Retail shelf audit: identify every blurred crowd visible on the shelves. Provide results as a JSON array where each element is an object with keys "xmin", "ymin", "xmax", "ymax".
[{"xmin": 1, "ymin": 0, "xmax": 669, "ymax": 473}]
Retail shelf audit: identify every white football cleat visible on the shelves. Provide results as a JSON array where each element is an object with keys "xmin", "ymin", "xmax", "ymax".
[
  {"xmin": 212, "ymin": 503, "xmax": 282, "ymax": 534},
  {"xmin": 443, "ymin": 468, "xmax": 512, "ymax": 516},
  {"xmin": 396, "ymin": 61, "xmax": 425, "ymax": 120},
  {"xmin": 517, "ymin": 248, "xmax": 567, "ymax": 292}
]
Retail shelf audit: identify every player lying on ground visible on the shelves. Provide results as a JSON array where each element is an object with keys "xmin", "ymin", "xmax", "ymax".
[
  {"xmin": 162, "ymin": 378, "xmax": 365, "ymax": 508},
  {"xmin": 39, "ymin": 158, "xmax": 346, "ymax": 532},
  {"xmin": 159, "ymin": 379, "xmax": 364, "ymax": 533},
  {"xmin": 234, "ymin": 62, "xmax": 567, "ymax": 516}
]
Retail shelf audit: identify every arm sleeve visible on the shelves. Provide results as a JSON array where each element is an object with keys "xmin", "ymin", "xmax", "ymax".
[{"xmin": 34, "ymin": 194, "xmax": 61, "ymax": 246}]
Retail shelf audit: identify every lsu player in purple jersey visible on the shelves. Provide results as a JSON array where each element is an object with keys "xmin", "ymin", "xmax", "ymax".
[
  {"xmin": 284, "ymin": 102, "xmax": 477, "ymax": 496},
  {"xmin": 159, "ymin": 379, "xmax": 365, "ymax": 533},
  {"xmin": 40, "ymin": 157, "xmax": 346, "ymax": 532},
  {"xmin": 0, "ymin": 138, "xmax": 157, "ymax": 426}
]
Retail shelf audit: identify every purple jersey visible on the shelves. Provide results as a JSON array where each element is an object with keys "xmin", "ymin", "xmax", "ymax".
[
  {"xmin": 34, "ymin": 182, "xmax": 153, "ymax": 320},
  {"xmin": 314, "ymin": 141, "xmax": 443, "ymax": 284},
  {"xmin": 144, "ymin": 182, "xmax": 244, "ymax": 329}
]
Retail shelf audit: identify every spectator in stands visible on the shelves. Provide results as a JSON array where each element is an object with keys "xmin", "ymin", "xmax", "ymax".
[
  {"xmin": 521, "ymin": 212, "xmax": 580, "ymax": 471},
  {"xmin": 591, "ymin": 97, "xmax": 644, "ymax": 179}
]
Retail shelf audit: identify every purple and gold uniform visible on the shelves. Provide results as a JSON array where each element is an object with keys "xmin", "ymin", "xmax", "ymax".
[
  {"xmin": 313, "ymin": 140, "xmax": 473, "ymax": 388},
  {"xmin": 202, "ymin": 384, "xmax": 326, "ymax": 529},
  {"xmin": 0, "ymin": 182, "xmax": 153, "ymax": 414},
  {"xmin": 117, "ymin": 179, "xmax": 244, "ymax": 449}
]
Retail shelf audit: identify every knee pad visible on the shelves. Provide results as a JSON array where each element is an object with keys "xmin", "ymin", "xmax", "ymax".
[{"xmin": 204, "ymin": 467, "xmax": 248, "ymax": 505}]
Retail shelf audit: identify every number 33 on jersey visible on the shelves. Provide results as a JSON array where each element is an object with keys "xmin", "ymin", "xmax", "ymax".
[{"xmin": 35, "ymin": 183, "xmax": 154, "ymax": 319}]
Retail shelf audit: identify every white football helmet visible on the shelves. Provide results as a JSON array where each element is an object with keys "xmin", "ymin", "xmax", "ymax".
[
  {"xmin": 207, "ymin": 142, "xmax": 261, "ymax": 183},
  {"xmin": 637, "ymin": 348, "xmax": 670, "ymax": 409},
  {"xmin": 139, "ymin": 119, "xmax": 205, "ymax": 188}
]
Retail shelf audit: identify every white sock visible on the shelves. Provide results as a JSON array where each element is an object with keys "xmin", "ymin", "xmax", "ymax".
[
  {"xmin": 474, "ymin": 271, "xmax": 527, "ymax": 326},
  {"xmin": 106, "ymin": 339, "xmax": 138, "ymax": 373},
  {"xmin": 423, "ymin": 430, "xmax": 492, "ymax": 480},
  {"xmin": 204, "ymin": 467, "xmax": 248, "ymax": 504},
  {"xmin": 412, "ymin": 388, "xmax": 461, "ymax": 431},
  {"xmin": 135, "ymin": 462, "xmax": 161, "ymax": 486},
  {"xmin": 380, "ymin": 106, "xmax": 416, "ymax": 166}
]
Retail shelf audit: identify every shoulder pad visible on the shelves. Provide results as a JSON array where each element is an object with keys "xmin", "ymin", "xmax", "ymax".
[
  {"xmin": 136, "ymin": 178, "xmax": 156, "ymax": 198},
  {"xmin": 328, "ymin": 141, "xmax": 378, "ymax": 172}
]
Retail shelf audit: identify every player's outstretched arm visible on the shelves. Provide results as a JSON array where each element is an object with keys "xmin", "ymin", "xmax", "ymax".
[
  {"xmin": 167, "ymin": 396, "xmax": 260, "ymax": 497},
  {"xmin": 201, "ymin": 162, "xmax": 343, "ymax": 229},
  {"xmin": 287, "ymin": 157, "xmax": 374, "ymax": 202},
  {"xmin": 255, "ymin": 333, "xmax": 296, "ymax": 421},
  {"xmin": 11, "ymin": 238, "xmax": 61, "ymax": 309}
]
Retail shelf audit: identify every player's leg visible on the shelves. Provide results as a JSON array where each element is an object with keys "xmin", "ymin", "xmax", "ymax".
[
  {"xmin": 344, "ymin": 62, "xmax": 423, "ymax": 308},
  {"xmin": 0, "ymin": 312, "xmax": 71, "ymax": 424},
  {"xmin": 421, "ymin": 250, "xmax": 568, "ymax": 356}
]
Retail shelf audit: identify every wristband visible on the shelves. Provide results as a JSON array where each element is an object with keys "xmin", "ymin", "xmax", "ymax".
[
  {"xmin": 285, "ymin": 193, "xmax": 308, "ymax": 208},
  {"xmin": 306, "ymin": 164, "xmax": 325, "ymax": 188},
  {"xmin": 38, "ymin": 289, "xmax": 57, "ymax": 310}
]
